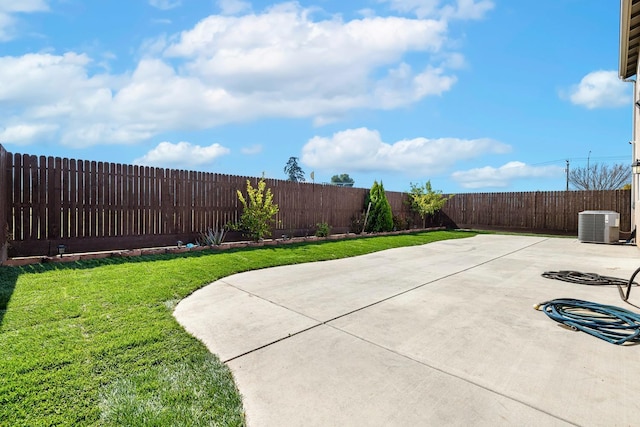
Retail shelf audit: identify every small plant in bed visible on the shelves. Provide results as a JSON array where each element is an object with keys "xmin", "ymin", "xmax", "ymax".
[
  {"xmin": 315, "ymin": 222, "xmax": 331, "ymax": 237},
  {"xmin": 232, "ymin": 177, "xmax": 279, "ymax": 241},
  {"xmin": 197, "ymin": 225, "xmax": 228, "ymax": 246}
]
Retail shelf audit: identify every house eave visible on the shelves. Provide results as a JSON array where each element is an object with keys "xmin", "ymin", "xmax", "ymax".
[{"xmin": 620, "ymin": 0, "xmax": 640, "ymax": 79}]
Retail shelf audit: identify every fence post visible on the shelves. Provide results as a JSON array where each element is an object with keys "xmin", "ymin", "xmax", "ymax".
[{"xmin": 0, "ymin": 144, "xmax": 9, "ymax": 262}]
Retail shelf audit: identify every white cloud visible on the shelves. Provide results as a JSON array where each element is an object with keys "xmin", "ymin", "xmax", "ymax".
[
  {"xmin": 0, "ymin": 52, "xmax": 124, "ymax": 145},
  {"xmin": 358, "ymin": 8, "xmax": 377, "ymax": 18},
  {"xmin": 0, "ymin": 0, "xmax": 49, "ymax": 13},
  {"xmin": 568, "ymin": 70, "xmax": 631, "ymax": 109},
  {"xmin": 441, "ymin": 52, "xmax": 466, "ymax": 69},
  {"xmin": 134, "ymin": 141, "xmax": 230, "ymax": 169},
  {"xmin": 301, "ymin": 127, "xmax": 510, "ymax": 174},
  {"xmin": 0, "ymin": 54, "xmax": 234, "ymax": 146},
  {"xmin": 0, "ymin": 123, "xmax": 58, "ymax": 145},
  {"xmin": 381, "ymin": 0, "xmax": 440, "ymax": 18},
  {"xmin": 217, "ymin": 0, "xmax": 251, "ymax": 15},
  {"xmin": 241, "ymin": 144, "xmax": 263, "ymax": 155},
  {"xmin": 451, "ymin": 161, "xmax": 564, "ymax": 189},
  {"xmin": 381, "ymin": 0, "xmax": 494, "ymax": 20},
  {"xmin": 374, "ymin": 64, "xmax": 457, "ymax": 109},
  {"xmin": 0, "ymin": 3, "xmax": 482, "ymax": 146},
  {"xmin": 161, "ymin": 5, "xmax": 451, "ymax": 119},
  {"xmin": 0, "ymin": 0, "xmax": 49, "ymax": 41},
  {"xmin": 138, "ymin": 34, "xmax": 170, "ymax": 56},
  {"xmin": 148, "ymin": 0, "xmax": 181, "ymax": 10},
  {"xmin": 0, "ymin": 52, "xmax": 108, "ymax": 106},
  {"xmin": 165, "ymin": 8, "xmax": 447, "ymax": 67},
  {"xmin": 0, "ymin": 13, "xmax": 13, "ymax": 42},
  {"xmin": 107, "ymin": 58, "xmax": 245, "ymax": 137},
  {"xmin": 443, "ymin": 0, "xmax": 494, "ymax": 20}
]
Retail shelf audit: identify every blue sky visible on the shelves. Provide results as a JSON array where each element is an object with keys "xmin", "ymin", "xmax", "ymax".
[{"xmin": 0, "ymin": 0, "xmax": 632, "ymax": 193}]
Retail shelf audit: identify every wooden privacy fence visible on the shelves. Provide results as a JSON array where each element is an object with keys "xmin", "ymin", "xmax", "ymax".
[
  {"xmin": 3, "ymin": 147, "xmax": 403, "ymax": 258},
  {"xmin": 0, "ymin": 144, "xmax": 633, "ymax": 261},
  {"xmin": 441, "ymin": 190, "xmax": 632, "ymax": 235}
]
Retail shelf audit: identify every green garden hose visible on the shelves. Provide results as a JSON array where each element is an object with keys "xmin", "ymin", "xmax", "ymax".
[{"xmin": 539, "ymin": 270, "xmax": 640, "ymax": 344}]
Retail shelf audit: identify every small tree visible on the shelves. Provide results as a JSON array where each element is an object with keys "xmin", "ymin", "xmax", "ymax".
[
  {"xmin": 569, "ymin": 163, "xmax": 630, "ymax": 190},
  {"xmin": 235, "ymin": 177, "xmax": 279, "ymax": 241},
  {"xmin": 366, "ymin": 181, "xmax": 393, "ymax": 232},
  {"xmin": 284, "ymin": 157, "xmax": 305, "ymax": 182},
  {"xmin": 330, "ymin": 174, "xmax": 355, "ymax": 187},
  {"xmin": 407, "ymin": 181, "xmax": 452, "ymax": 228}
]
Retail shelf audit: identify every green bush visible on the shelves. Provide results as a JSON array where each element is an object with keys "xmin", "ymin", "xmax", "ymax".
[
  {"xmin": 315, "ymin": 222, "xmax": 331, "ymax": 237},
  {"xmin": 234, "ymin": 178, "xmax": 279, "ymax": 241},
  {"xmin": 407, "ymin": 181, "xmax": 452, "ymax": 228},
  {"xmin": 366, "ymin": 181, "xmax": 394, "ymax": 232}
]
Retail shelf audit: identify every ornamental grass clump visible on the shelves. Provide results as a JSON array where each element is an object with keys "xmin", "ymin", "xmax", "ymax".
[{"xmin": 196, "ymin": 225, "xmax": 228, "ymax": 246}]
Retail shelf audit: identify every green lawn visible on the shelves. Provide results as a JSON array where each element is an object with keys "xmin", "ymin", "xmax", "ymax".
[{"xmin": 0, "ymin": 230, "xmax": 477, "ymax": 426}]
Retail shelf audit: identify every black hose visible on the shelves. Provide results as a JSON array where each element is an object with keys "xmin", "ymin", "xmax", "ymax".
[
  {"xmin": 620, "ymin": 266, "xmax": 640, "ymax": 302},
  {"xmin": 542, "ymin": 270, "xmax": 638, "ymax": 302},
  {"xmin": 541, "ymin": 270, "xmax": 630, "ymax": 286}
]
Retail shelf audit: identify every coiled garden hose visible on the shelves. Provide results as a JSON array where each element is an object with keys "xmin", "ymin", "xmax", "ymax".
[
  {"xmin": 542, "ymin": 270, "xmax": 638, "ymax": 302},
  {"xmin": 534, "ymin": 299, "xmax": 640, "ymax": 345},
  {"xmin": 541, "ymin": 270, "xmax": 630, "ymax": 287}
]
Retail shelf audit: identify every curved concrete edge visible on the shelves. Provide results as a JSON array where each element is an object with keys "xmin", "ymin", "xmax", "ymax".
[{"xmin": 174, "ymin": 234, "xmax": 640, "ymax": 426}]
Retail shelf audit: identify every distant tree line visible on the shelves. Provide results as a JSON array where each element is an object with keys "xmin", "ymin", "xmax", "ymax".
[
  {"xmin": 283, "ymin": 157, "xmax": 356, "ymax": 187},
  {"xmin": 330, "ymin": 174, "xmax": 354, "ymax": 187}
]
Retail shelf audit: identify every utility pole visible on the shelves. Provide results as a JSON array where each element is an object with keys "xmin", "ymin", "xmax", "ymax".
[
  {"xmin": 587, "ymin": 150, "xmax": 591, "ymax": 190},
  {"xmin": 565, "ymin": 160, "xmax": 569, "ymax": 191}
]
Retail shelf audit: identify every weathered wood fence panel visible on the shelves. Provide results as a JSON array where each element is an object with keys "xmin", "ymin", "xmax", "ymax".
[
  {"xmin": 0, "ymin": 144, "xmax": 633, "ymax": 259},
  {"xmin": 441, "ymin": 190, "xmax": 632, "ymax": 235},
  {"xmin": 1, "ymin": 148, "xmax": 380, "ymax": 257},
  {"xmin": 267, "ymin": 178, "xmax": 370, "ymax": 235}
]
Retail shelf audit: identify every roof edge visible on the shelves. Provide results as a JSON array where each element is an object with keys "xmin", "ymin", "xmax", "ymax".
[{"xmin": 620, "ymin": 0, "xmax": 633, "ymax": 79}]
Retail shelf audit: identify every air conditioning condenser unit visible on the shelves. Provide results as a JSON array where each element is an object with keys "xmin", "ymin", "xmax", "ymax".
[{"xmin": 578, "ymin": 210, "xmax": 620, "ymax": 244}]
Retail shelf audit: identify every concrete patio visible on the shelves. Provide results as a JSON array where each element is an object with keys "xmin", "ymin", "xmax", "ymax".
[{"xmin": 174, "ymin": 234, "xmax": 640, "ymax": 426}]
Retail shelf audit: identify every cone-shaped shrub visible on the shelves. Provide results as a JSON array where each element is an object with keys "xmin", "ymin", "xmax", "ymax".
[{"xmin": 366, "ymin": 181, "xmax": 394, "ymax": 232}]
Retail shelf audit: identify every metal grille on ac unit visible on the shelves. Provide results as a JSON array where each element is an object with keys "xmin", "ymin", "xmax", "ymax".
[{"xmin": 578, "ymin": 211, "xmax": 620, "ymax": 244}]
